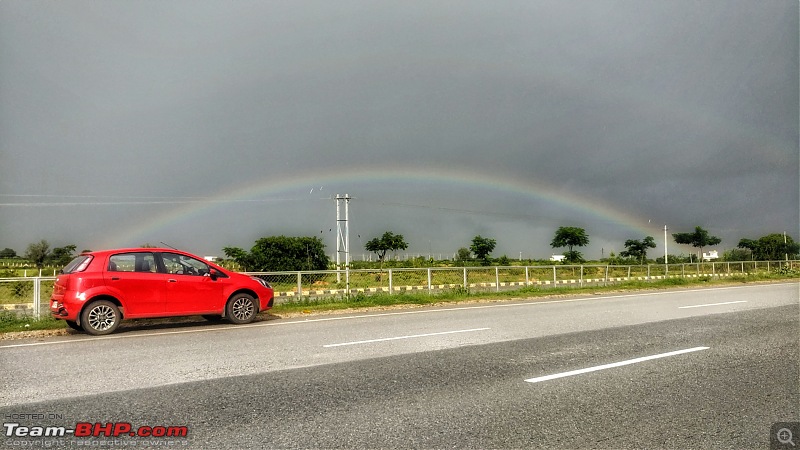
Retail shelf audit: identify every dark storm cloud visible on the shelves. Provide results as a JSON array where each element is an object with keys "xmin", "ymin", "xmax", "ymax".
[{"xmin": 1, "ymin": 0, "xmax": 797, "ymax": 259}]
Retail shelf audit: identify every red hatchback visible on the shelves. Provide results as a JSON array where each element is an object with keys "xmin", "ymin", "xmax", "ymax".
[{"xmin": 50, "ymin": 248, "xmax": 274, "ymax": 335}]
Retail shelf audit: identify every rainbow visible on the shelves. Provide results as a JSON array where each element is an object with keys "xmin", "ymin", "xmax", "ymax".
[{"xmin": 104, "ymin": 165, "xmax": 657, "ymax": 251}]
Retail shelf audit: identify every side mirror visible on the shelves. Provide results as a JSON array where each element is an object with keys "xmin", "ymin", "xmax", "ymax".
[{"xmin": 209, "ymin": 268, "xmax": 219, "ymax": 281}]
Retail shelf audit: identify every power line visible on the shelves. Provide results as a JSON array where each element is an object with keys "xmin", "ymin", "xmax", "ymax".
[{"xmin": 0, "ymin": 197, "xmax": 300, "ymax": 207}]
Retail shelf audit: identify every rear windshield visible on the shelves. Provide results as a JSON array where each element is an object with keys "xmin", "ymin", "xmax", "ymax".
[{"xmin": 62, "ymin": 255, "xmax": 92, "ymax": 274}]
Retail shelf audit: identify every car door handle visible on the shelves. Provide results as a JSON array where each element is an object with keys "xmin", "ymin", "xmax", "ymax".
[
  {"xmin": 168, "ymin": 279, "xmax": 177, "ymax": 283},
  {"xmin": 111, "ymin": 277, "xmax": 120, "ymax": 281}
]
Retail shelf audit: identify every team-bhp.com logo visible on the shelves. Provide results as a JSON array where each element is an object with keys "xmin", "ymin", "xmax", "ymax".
[{"xmin": 4, "ymin": 422, "xmax": 188, "ymax": 438}]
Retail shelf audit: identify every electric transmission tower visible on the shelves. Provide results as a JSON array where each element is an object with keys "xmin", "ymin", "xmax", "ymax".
[{"xmin": 335, "ymin": 194, "xmax": 351, "ymax": 286}]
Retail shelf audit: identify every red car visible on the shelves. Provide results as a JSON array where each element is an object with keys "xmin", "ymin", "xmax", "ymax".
[{"xmin": 50, "ymin": 248, "xmax": 274, "ymax": 335}]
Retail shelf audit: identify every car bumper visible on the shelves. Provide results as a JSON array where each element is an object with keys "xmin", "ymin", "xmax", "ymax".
[
  {"xmin": 50, "ymin": 297, "xmax": 79, "ymax": 321},
  {"xmin": 260, "ymin": 293, "xmax": 274, "ymax": 311}
]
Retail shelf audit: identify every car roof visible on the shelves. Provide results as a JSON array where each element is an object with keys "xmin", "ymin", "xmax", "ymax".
[{"xmin": 83, "ymin": 248, "xmax": 195, "ymax": 256}]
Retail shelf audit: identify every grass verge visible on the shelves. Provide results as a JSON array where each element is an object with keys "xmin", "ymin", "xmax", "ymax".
[
  {"xmin": 1, "ymin": 272, "xmax": 796, "ymax": 335},
  {"xmin": 0, "ymin": 311, "xmax": 66, "ymax": 334},
  {"xmin": 270, "ymin": 271, "xmax": 796, "ymax": 314}
]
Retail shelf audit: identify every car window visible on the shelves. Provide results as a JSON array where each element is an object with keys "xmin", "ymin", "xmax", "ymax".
[
  {"xmin": 62, "ymin": 255, "xmax": 92, "ymax": 274},
  {"xmin": 161, "ymin": 252, "xmax": 210, "ymax": 276},
  {"xmin": 109, "ymin": 252, "xmax": 157, "ymax": 273}
]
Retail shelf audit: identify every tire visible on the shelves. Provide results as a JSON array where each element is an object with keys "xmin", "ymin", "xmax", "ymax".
[
  {"xmin": 202, "ymin": 315, "xmax": 223, "ymax": 322},
  {"xmin": 65, "ymin": 320, "xmax": 82, "ymax": 331},
  {"xmin": 226, "ymin": 293, "xmax": 257, "ymax": 324},
  {"xmin": 80, "ymin": 300, "xmax": 120, "ymax": 335}
]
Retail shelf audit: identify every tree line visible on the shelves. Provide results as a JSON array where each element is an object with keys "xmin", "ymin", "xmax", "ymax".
[
  {"xmin": 0, "ymin": 240, "xmax": 83, "ymax": 268},
  {"xmin": 3, "ymin": 226, "xmax": 797, "ymax": 272}
]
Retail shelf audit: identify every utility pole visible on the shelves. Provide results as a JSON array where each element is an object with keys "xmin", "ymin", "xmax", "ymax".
[
  {"xmin": 335, "ymin": 194, "xmax": 351, "ymax": 288},
  {"xmin": 664, "ymin": 225, "xmax": 669, "ymax": 267}
]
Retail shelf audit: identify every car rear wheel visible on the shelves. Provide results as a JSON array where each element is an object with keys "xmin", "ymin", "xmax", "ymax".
[
  {"xmin": 226, "ymin": 293, "xmax": 256, "ymax": 324},
  {"xmin": 81, "ymin": 300, "xmax": 120, "ymax": 335}
]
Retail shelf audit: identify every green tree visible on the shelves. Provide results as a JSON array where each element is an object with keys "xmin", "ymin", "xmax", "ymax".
[
  {"xmin": 672, "ymin": 226, "xmax": 721, "ymax": 261},
  {"xmin": 738, "ymin": 233, "xmax": 799, "ymax": 260},
  {"xmin": 48, "ymin": 245, "xmax": 77, "ymax": 266},
  {"xmin": 0, "ymin": 248, "xmax": 17, "ymax": 258},
  {"xmin": 656, "ymin": 254, "xmax": 693, "ymax": 264},
  {"xmin": 25, "ymin": 240, "xmax": 50, "ymax": 268},
  {"xmin": 470, "ymin": 235, "xmax": 496, "ymax": 265},
  {"xmin": 365, "ymin": 231, "xmax": 408, "ymax": 269},
  {"xmin": 224, "ymin": 236, "xmax": 329, "ymax": 272},
  {"xmin": 620, "ymin": 236, "xmax": 656, "ymax": 265},
  {"xmin": 253, "ymin": 236, "xmax": 328, "ymax": 271},
  {"xmin": 551, "ymin": 227, "xmax": 589, "ymax": 263},
  {"xmin": 722, "ymin": 248, "xmax": 751, "ymax": 262},
  {"xmin": 222, "ymin": 246, "xmax": 254, "ymax": 271},
  {"xmin": 455, "ymin": 247, "xmax": 471, "ymax": 263}
]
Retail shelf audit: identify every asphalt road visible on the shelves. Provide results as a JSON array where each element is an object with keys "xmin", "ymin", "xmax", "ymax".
[{"xmin": 1, "ymin": 282, "xmax": 797, "ymax": 449}]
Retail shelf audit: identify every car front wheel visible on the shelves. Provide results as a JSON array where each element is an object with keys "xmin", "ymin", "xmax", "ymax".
[
  {"xmin": 226, "ymin": 293, "xmax": 256, "ymax": 324},
  {"xmin": 81, "ymin": 300, "xmax": 120, "ymax": 335}
]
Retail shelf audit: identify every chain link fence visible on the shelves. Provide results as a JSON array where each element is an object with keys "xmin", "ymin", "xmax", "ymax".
[
  {"xmin": 0, "ymin": 277, "xmax": 55, "ymax": 319},
  {"xmin": 1, "ymin": 260, "xmax": 796, "ymax": 317}
]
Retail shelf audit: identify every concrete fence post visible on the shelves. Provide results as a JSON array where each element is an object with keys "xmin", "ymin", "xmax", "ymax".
[
  {"xmin": 427, "ymin": 268, "xmax": 432, "ymax": 295},
  {"xmin": 297, "ymin": 272, "xmax": 302, "ymax": 296},
  {"xmin": 33, "ymin": 278, "xmax": 41, "ymax": 319}
]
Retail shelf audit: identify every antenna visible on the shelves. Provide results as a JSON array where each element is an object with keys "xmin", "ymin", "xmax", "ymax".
[{"xmin": 160, "ymin": 241, "xmax": 179, "ymax": 250}]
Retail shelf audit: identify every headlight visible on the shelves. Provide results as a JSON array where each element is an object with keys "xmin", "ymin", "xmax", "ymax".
[{"xmin": 251, "ymin": 277, "xmax": 271, "ymax": 288}]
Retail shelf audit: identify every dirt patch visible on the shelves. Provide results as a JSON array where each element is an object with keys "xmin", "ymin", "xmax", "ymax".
[{"xmin": 0, "ymin": 328, "xmax": 71, "ymax": 340}]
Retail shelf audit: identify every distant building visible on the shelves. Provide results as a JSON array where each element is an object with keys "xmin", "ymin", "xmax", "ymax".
[
  {"xmin": 549, "ymin": 254, "xmax": 566, "ymax": 262},
  {"xmin": 204, "ymin": 256, "xmax": 218, "ymax": 262},
  {"xmin": 702, "ymin": 250, "xmax": 719, "ymax": 261}
]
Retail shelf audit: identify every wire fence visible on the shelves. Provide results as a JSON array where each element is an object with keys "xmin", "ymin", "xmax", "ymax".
[
  {"xmin": 250, "ymin": 260, "xmax": 798, "ymax": 301},
  {"xmin": 2, "ymin": 260, "xmax": 797, "ymax": 319}
]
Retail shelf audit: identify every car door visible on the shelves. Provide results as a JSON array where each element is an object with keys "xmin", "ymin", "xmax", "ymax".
[
  {"xmin": 159, "ymin": 252, "xmax": 224, "ymax": 315},
  {"xmin": 105, "ymin": 252, "xmax": 167, "ymax": 317}
]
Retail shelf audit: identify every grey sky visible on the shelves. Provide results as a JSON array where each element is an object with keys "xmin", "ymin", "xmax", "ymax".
[{"xmin": 1, "ymin": 1, "xmax": 797, "ymax": 261}]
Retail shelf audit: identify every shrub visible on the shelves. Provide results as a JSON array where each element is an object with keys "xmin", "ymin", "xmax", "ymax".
[{"xmin": 774, "ymin": 266, "xmax": 799, "ymax": 276}]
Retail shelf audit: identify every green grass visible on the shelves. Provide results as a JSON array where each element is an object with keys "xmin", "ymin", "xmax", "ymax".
[
  {"xmin": 1, "ymin": 271, "xmax": 796, "ymax": 335},
  {"xmin": 0, "ymin": 311, "xmax": 66, "ymax": 334},
  {"xmin": 270, "ymin": 271, "xmax": 795, "ymax": 314}
]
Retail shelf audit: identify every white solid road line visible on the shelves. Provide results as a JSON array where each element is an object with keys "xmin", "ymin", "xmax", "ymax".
[
  {"xmin": 525, "ymin": 346, "xmax": 710, "ymax": 383},
  {"xmin": 323, "ymin": 327, "xmax": 491, "ymax": 348},
  {"xmin": 678, "ymin": 300, "xmax": 747, "ymax": 309}
]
